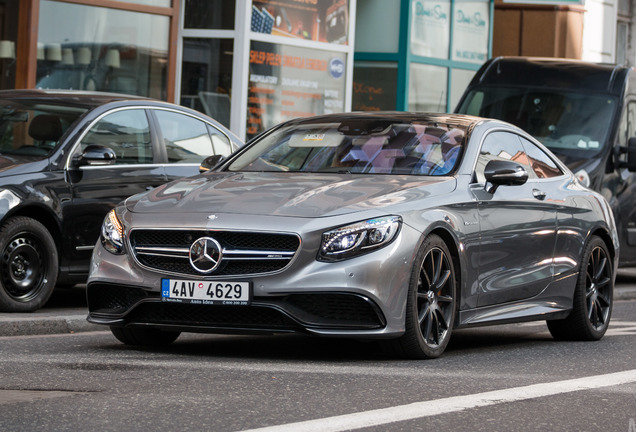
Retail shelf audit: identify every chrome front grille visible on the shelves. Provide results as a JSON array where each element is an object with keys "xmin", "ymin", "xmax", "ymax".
[{"xmin": 129, "ymin": 229, "xmax": 301, "ymax": 276}]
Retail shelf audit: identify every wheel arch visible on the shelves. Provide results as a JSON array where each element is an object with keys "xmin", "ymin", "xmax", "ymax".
[
  {"xmin": 590, "ymin": 227, "xmax": 617, "ymax": 269},
  {"xmin": 425, "ymin": 225, "xmax": 463, "ymax": 314},
  {"xmin": 2, "ymin": 204, "xmax": 63, "ymax": 255}
]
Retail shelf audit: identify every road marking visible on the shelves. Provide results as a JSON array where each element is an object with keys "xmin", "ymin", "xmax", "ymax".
[
  {"xmin": 238, "ymin": 369, "xmax": 636, "ymax": 432},
  {"xmin": 606, "ymin": 321, "xmax": 636, "ymax": 336}
]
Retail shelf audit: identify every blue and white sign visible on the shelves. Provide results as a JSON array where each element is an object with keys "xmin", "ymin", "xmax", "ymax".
[{"xmin": 329, "ymin": 58, "xmax": 345, "ymax": 79}]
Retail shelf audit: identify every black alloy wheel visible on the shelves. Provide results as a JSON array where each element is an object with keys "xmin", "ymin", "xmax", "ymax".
[
  {"xmin": 547, "ymin": 235, "xmax": 613, "ymax": 340},
  {"xmin": 0, "ymin": 217, "xmax": 58, "ymax": 312},
  {"xmin": 388, "ymin": 234, "xmax": 457, "ymax": 359}
]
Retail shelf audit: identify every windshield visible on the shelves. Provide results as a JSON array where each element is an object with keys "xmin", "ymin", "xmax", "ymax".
[
  {"xmin": 228, "ymin": 120, "xmax": 466, "ymax": 176},
  {"xmin": 457, "ymin": 87, "xmax": 617, "ymax": 158},
  {"xmin": 0, "ymin": 100, "xmax": 87, "ymax": 157}
]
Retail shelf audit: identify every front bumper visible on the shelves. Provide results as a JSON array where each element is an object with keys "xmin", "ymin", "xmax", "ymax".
[
  {"xmin": 88, "ymin": 283, "xmax": 387, "ymax": 335},
  {"xmin": 87, "ymin": 216, "xmax": 423, "ymax": 338}
]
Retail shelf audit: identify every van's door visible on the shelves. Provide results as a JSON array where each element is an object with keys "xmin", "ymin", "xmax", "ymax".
[{"xmin": 611, "ymin": 99, "xmax": 636, "ymax": 265}]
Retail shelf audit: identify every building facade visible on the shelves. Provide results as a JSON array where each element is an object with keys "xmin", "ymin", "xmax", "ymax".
[{"xmin": 2, "ymin": 0, "xmax": 627, "ymax": 141}]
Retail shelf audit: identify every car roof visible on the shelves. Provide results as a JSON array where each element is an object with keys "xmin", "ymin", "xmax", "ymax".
[
  {"xmin": 471, "ymin": 57, "xmax": 630, "ymax": 95},
  {"xmin": 0, "ymin": 89, "xmax": 152, "ymax": 109},
  {"xmin": 280, "ymin": 111, "xmax": 484, "ymax": 130}
]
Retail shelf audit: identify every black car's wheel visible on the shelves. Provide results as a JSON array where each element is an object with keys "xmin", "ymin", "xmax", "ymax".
[
  {"xmin": 547, "ymin": 236, "xmax": 613, "ymax": 341},
  {"xmin": 0, "ymin": 217, "xmax": 58, "ymax": 312},
  {"xmin": 110, "ymin": 326, "xmax": 181, "ymax": 346},
  {"xmin": 387, "ymin": 234, "xmax": 457, "ymax": 359}
]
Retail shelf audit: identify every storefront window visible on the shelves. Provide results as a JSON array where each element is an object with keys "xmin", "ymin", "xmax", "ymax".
[
  {"xmin": 352, "ymin": 61, "xmax": 398, "ymax": 111},
  {"xmin": 251, "ymin": 0, "xmax": 349, "ymax": 45},
  {"xmin": 115, "ymin": 0, "xmax": 171, "ymax": 6},
  {"xmin": 449, "ymin": 68, "xmax": 475, "ymax": 110},
  {"xmin": 184, "ymin": 0, "xmax": 235, "ymax": 30},
  {"xmin": 408, "ymin": 63, "xmax": 447, "ymax": 112},
  {"xmin": 246, "ymin": 41, "xmax": 347, "ymax": 139},
  {"xmin": 451, "ymin": 0, "xmax": 489, "ymax": 64},
  {"xmin": 0, "ymin": 0, "xmax": 18, "ymax": 90},
  {"xmin": 355, "ymin": 0, "xmax": 401, "ymax": 53},
  {"xmin": 180, "ymin": 38, "xmax": 233, "ymax": 128},
  {"xmin": 410, "ymin": 0, "xmax": 451, "ymax": 59},
  {"xmin": 36, "ymin": 0, "xmax": 169, "ymax": 99}
]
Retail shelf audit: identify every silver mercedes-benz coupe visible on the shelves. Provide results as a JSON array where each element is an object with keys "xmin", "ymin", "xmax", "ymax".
[{"xmin": 87, "ymin": 112, "xmax": 618, "ymax": 359}]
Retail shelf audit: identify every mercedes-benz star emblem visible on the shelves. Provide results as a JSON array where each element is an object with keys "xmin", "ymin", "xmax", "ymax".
[{"xmin": 189, "ymin": 237, "xmax": 222, "ymax": 273}]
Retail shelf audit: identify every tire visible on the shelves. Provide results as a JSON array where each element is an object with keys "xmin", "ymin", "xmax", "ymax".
[
  {"xmin": 547, "ymin": 236, "xmax": 613, "ymax": 341},
  {"xmin": 0, "ymin": 217, "xmax": 59, "ymax": 312},
  {"xmin": 110, "ymin": 326, "xmax": 181, "ymax": 346},
  {"xmin": 385, "ymin": 234, "xmax": 457, "ymax": 359}
]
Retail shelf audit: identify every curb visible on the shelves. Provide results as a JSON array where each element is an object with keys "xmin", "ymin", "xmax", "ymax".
[
  {"xmin": 615, "ymin": 287, "xmax": 636, "ymax": 301},
  {"xmin": 0, "ymin": 314, "xmax": 101, "ymax": 337}
]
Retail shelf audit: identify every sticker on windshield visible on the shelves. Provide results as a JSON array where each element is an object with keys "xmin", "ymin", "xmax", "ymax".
[
  {"xmin": 289, "ymin": 132, "xmax": 342, "ymax": 147},
  {"xmin": 304, "ymin": 134, "xmax": 325, "ymax": 141},
  {"xmin": 589, "ymin": 141, "xmax": 600, "ymax": 148},
  {"xmin": 577, "ymin": 140, "xmax": 588, "ymax": 148}
]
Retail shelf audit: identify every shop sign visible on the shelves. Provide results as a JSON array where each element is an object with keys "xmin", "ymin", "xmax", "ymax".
[
  {"xmin": 251, "ymin": 0, "xmax": 349, "ymax": 45},
  {"xmin": 247, "ymin": 41, "xmax": 347, "ymax": 139},
  {"xmin": 451, "ymin": 0, "xmax": 489, "ymax": 64},
  {"xmin": 410, "ymin": 0, "xmax": 451, "ymax": 59}
]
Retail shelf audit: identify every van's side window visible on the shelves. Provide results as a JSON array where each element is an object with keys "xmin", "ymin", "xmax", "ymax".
[{"xmin": 618, "ymin": 101, "xmax": 636, "ymax": 148}]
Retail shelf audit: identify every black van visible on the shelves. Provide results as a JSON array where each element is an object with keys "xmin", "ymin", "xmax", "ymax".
[{"xmin": 456, "ymin": 57, "xmax": 636, "ymax": 266}]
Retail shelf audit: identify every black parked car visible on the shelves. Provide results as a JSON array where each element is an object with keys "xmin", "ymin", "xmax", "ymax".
[{"xmin": 0, "ymin": 89, "xmax": 242, "ymax": 312}]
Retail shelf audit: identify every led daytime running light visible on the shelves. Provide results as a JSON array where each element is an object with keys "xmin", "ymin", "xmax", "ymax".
[
  {"xmin": 107, "ymin": 209, "xmax": 124, "ymax": 237},
  {"xmin": 319, "ymin": 216, "xmax": 402, "ymax": 261}
]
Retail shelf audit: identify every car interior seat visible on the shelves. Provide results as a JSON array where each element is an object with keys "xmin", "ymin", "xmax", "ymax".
[{"xmin": 27, "ymin": 114, "xmax": 63, "ymax": 153}]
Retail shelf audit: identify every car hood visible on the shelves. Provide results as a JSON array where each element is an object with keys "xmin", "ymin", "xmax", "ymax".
[
  {"xmin": 126, "ymin": 172, "xmax": 456, "ymax": 218},
  {"xmin": 0, "ymin": 154, "xmax": 45, "ymax": 176}
]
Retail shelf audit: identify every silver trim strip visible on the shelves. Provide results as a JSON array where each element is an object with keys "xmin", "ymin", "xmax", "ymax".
[{"xmin": 134, "ymin": 246, "xmax": 295, "ymax": 260}]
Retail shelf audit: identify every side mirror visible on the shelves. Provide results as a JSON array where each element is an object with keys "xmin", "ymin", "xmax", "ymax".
[
  {"xmin": 199, "ymin": 154, "xmax": 225, "ymax": 173},
  {"xmin": 620, "ymin": 137, "xmax": 636, "ymax": 172},
  {"xmin": 72, "ymin": 145, "xmax": 117, "ymax": 167},
  {"xmin": 484, "ymin": 160, "xmax": 528, "ymax": 193}
]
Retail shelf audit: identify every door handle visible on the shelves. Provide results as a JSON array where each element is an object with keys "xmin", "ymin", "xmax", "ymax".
[{"xmin": 532, "ymin": 188, "xmax": 547, "ymax": 200}]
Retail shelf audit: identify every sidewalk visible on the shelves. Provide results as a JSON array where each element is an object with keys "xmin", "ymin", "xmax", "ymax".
[
  {"xmin": 0, "ymin": 285, "xmax": 100, "ymax": 337},
  {"xmin": 1, "ymin": 274, "xmax": 636, "ymax": 338}
]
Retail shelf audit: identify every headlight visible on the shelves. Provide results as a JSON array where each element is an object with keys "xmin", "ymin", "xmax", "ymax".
[
  {"xmin": 318, "ymin": 216, "xmax": 402, "ymax": 261},
  {"xmin": 101, "ymin": 209, "xmax": 125, "ymax": 254}
]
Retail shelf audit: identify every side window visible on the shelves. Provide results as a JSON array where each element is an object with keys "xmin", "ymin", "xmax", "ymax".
[
  {"xmin": 208, "ymin": 125, "xmax": 233, "ymax": 156},
  {"xmin": 518, "ymin": 136, "xmax": 563, "ymax": 178},
  {"xmin": 475, "ymin": 131, "xmax": 533, "ymax": 183},
  {"xmin": 617, "ymin": 100, "xmax": 636, "ymax": 150},
  {"xmin": 155, "ymin": 110, "xmax": 215, "ymax": 164},
  {"xmin": 79, "ymin": 109, "xmax": 153, "ymax": 165}
]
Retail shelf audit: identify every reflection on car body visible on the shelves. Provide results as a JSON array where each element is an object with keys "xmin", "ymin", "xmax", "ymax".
[
  {"xmin": 0, "ymin": 89, "xmax": 242, "ymax": 312},
  {"xmin": 88, "ymin": 112, "xmax": 618, "ymax": 358}
]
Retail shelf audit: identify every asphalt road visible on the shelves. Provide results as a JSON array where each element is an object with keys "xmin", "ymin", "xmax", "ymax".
[{"xmin": 1, "ymin": 299, "xmax": 635, "ymax": 431}]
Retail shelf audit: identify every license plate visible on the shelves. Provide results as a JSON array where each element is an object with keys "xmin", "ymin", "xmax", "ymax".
[{"xmin": 161, "ymin": 279, "xmax": 251, "ymax": 305}]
